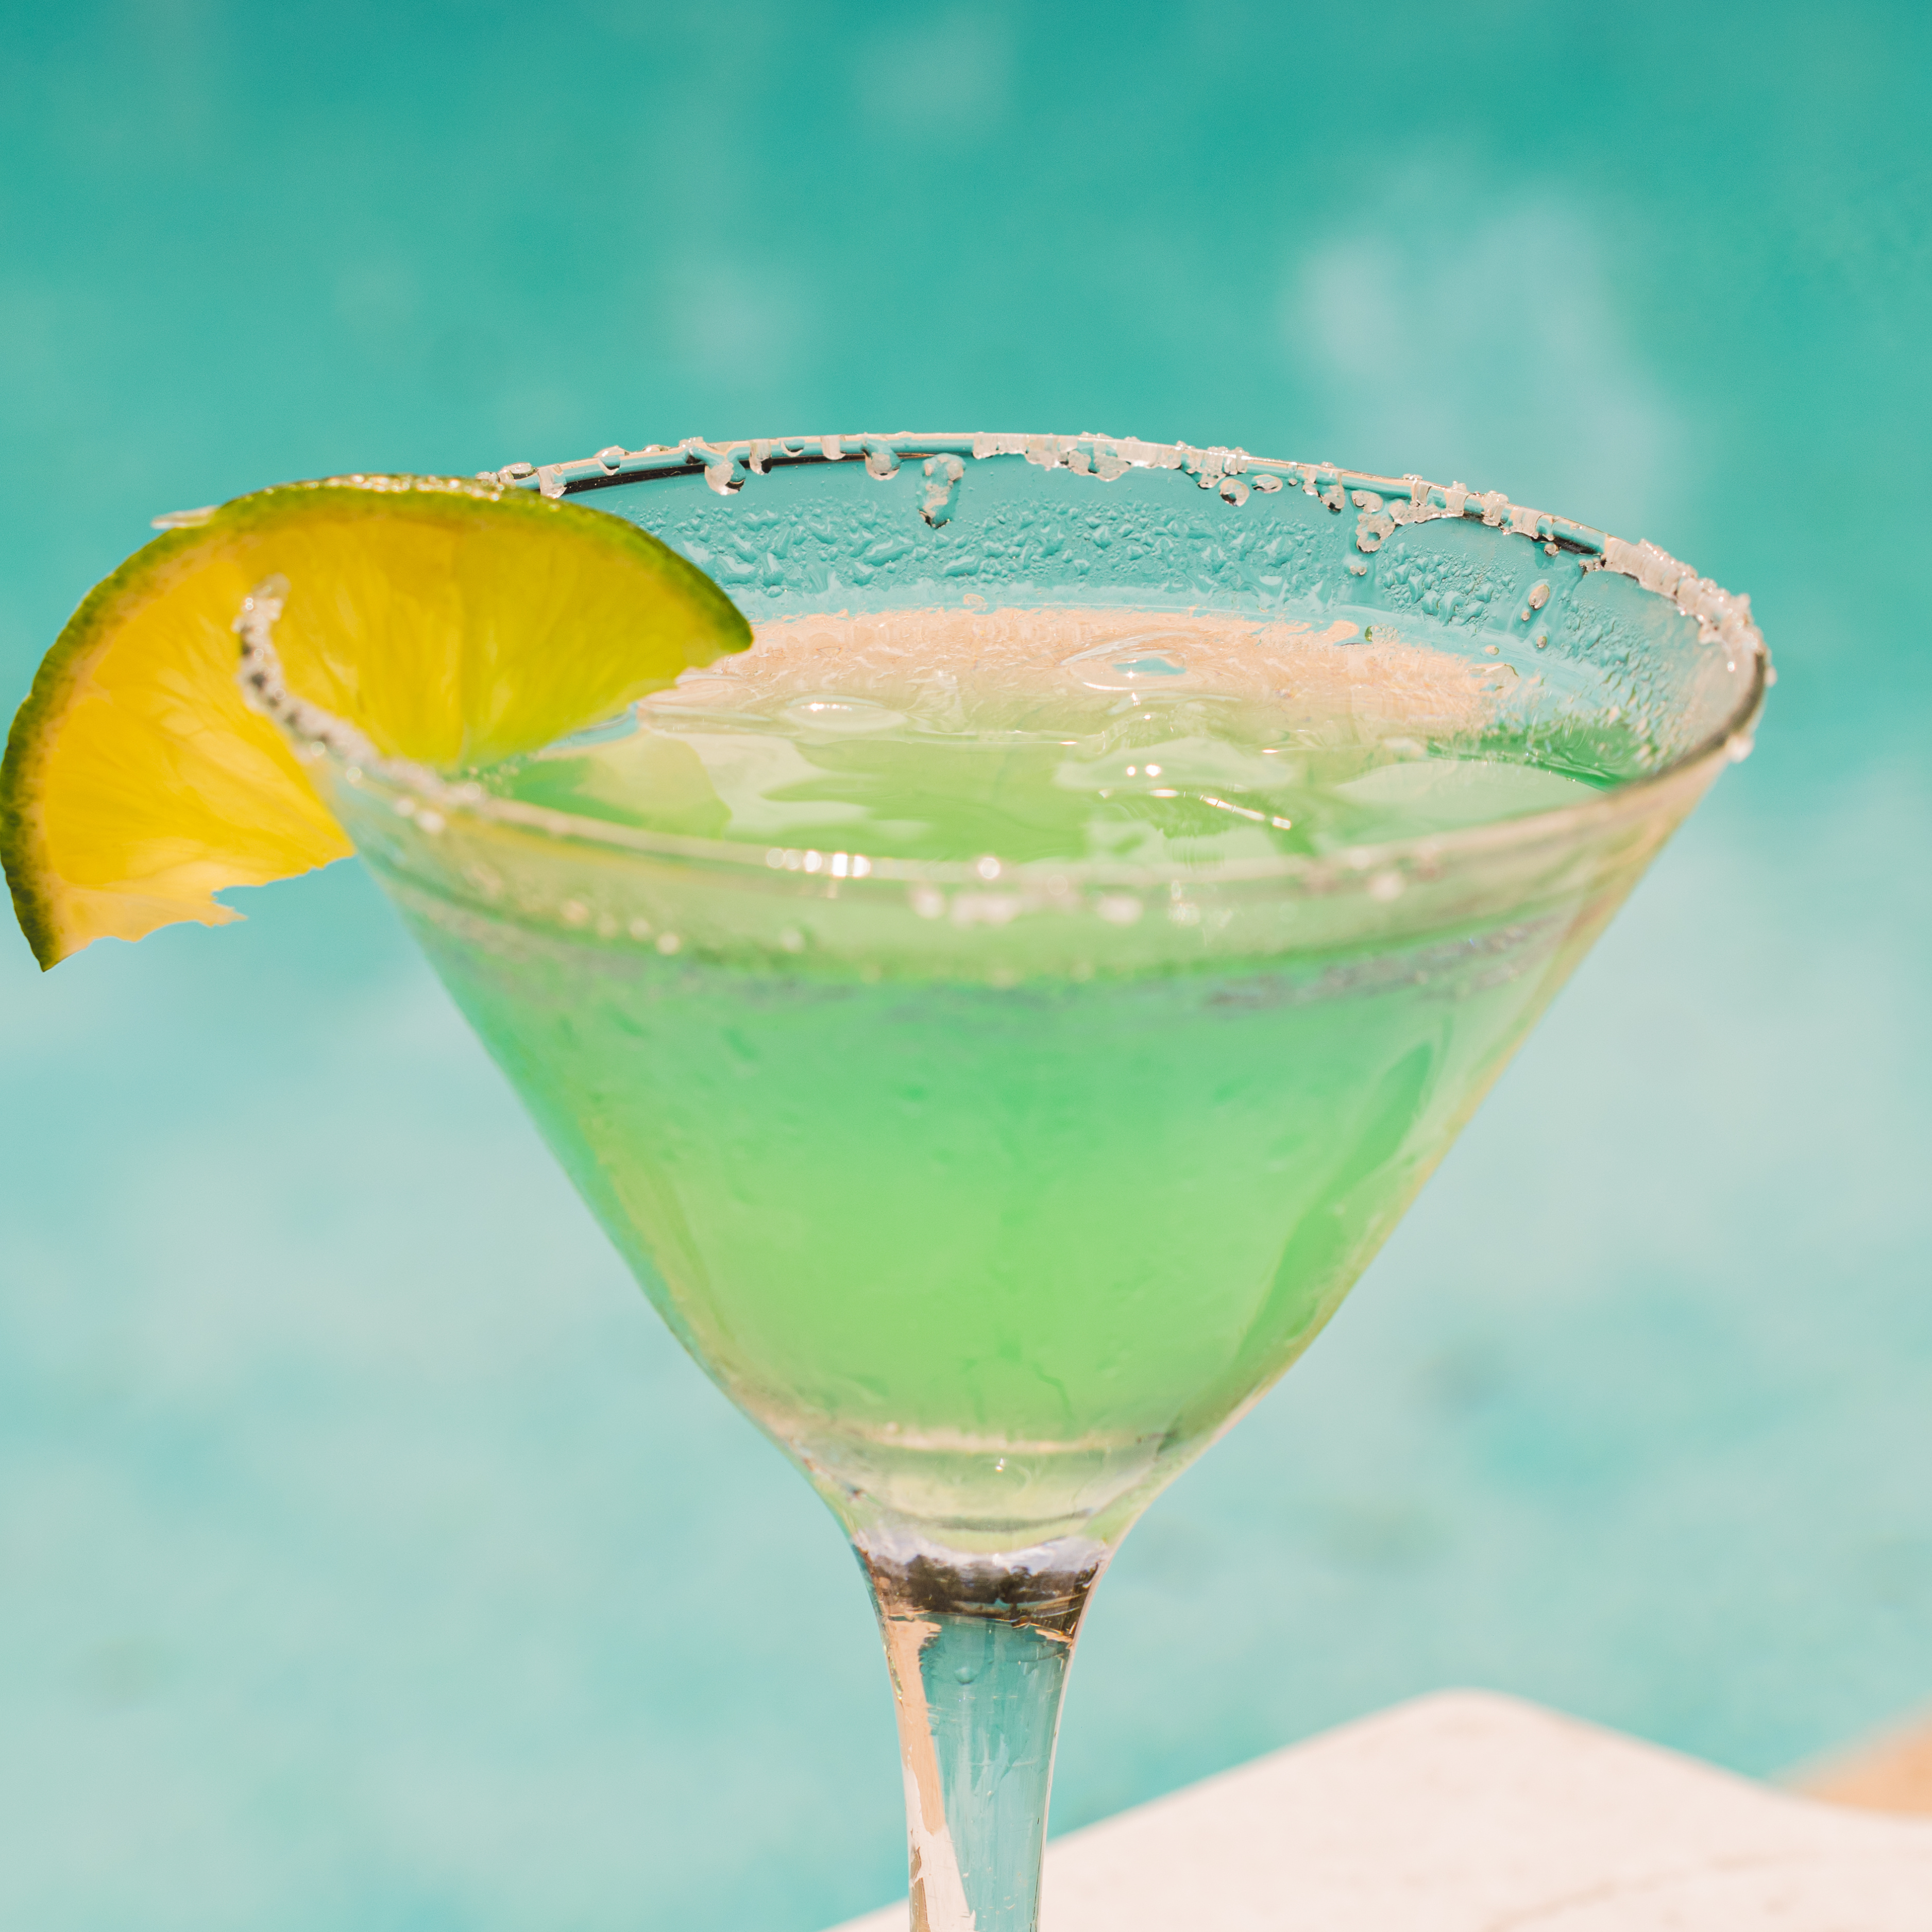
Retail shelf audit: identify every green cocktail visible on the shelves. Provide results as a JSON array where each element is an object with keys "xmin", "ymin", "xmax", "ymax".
[
  {"xmin": 423, "ymin": 604, "xmax": 1617, "ymax": 1548},
  {"xmin": 242, "ymin": 431, "xmax": 1766, "ymax": 1932}
]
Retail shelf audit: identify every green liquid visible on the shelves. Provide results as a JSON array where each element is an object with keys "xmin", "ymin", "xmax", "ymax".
[
  {"xmin": 484, "ymin": 605, "xmax": 1600, "ymax": 865},
  {"xmin": 395, "ymin": 609, "xmax": 1633, "ymax": 1546}
]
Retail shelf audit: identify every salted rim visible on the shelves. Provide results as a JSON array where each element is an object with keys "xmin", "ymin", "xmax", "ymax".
[{"xmin": 236, "ymin": 430, "xmax": 1770, "ymax": 894}]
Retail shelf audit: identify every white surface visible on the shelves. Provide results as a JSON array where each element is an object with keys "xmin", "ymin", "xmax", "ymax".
[{"xmin": 831, "ymin": 1692, "xmax": 1932, "ymax": 1930}]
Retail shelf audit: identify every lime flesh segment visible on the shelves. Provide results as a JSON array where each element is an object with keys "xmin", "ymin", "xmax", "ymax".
[{"xmin": 0, "ymin": 474, "xmax": 750, "ymax": 968}]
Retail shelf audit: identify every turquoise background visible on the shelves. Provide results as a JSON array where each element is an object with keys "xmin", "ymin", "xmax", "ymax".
[{"xmin": 4, "ymin": 5, "xmax": 1930, "ymax": 1927}]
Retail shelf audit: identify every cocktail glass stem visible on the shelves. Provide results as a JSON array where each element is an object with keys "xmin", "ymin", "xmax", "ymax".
[{"xmin": 858, "ymin": 1541, "xmax": 1103, "ymax": 1932}]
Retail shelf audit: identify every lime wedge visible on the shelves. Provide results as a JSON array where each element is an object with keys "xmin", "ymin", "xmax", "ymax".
[{"xmin": 1, "ymin": 473, "xmax": 749, "ymax": 968}]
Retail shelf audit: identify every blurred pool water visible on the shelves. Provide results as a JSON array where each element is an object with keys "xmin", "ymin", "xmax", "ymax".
[{"xmin": 5, "ymin": 2, "xmax": 1931, "ymax": 1926}]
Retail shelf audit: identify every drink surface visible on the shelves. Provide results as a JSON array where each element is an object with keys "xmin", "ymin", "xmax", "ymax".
[
  {"xmin": 399, "ymin": 608, "xmax": 1645, "ymax": 1550},
  {"xmin": 481, "ymin": 606, "xmax": 1614, "ymax": 865}
]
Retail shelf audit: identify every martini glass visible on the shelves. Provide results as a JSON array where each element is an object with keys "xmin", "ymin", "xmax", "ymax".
[{"xmin": 239, "ymin": 431, "xmax": 1765, "ymax": 1932}]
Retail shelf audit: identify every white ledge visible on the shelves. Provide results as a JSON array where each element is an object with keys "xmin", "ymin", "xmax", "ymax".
[{"xmin": 832, "ymin": 1691, "xmax": 1932, "ymax": 1930}]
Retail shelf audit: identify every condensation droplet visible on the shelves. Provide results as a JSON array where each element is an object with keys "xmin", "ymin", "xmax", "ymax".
[{"xmin": 922, "ymin": 453, "xmax": 964, "ymax": 527}]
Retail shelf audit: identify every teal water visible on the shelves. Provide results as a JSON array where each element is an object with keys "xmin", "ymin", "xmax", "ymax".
[{"xmin": 4, "ymin": 6, "xmax": 1931, "ymax": 1930}]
